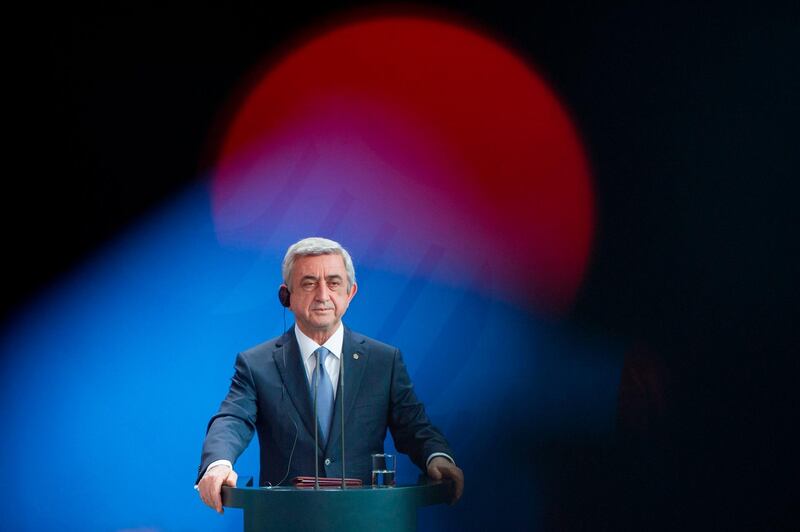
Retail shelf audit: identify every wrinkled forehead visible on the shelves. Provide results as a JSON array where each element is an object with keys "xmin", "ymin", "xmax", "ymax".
[{"xmin": 292, "ymin": 253, "xmax": 347, "ymax": 278}]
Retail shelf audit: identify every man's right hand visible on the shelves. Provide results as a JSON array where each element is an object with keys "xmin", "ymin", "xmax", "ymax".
[{"xmin": 198, "ymin": 465, "xmax": 238, "ymax": 513}]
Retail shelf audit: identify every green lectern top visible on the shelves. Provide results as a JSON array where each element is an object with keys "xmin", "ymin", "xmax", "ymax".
[{"xmin": 222, "ymin": 477, "xmax": 454, "ymax": 532}]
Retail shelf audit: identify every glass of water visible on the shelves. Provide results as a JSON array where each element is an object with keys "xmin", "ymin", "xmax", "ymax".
[{"xmin": 371, "ymin": 453, "xmax": 396, "ymax": 487}]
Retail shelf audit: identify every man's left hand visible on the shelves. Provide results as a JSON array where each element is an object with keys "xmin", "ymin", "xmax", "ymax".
[{"xmin": 427, "ymin": 456, "xmax": 464, "ymax": 504}]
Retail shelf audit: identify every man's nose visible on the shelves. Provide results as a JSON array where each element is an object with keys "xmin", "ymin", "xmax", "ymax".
[{"xmin": 314, "ymin": 283, "xmax": 330, "ymax": 300}]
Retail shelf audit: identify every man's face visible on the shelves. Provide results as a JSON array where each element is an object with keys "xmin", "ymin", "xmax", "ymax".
[{"xmin": 287, "ymin": 253, "xmax": 357, "ymax": 338}]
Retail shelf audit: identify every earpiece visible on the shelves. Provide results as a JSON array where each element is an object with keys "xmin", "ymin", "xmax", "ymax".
[{"xmin": 278, "ymin": 285, "xmax": 291, "ymax": 308}]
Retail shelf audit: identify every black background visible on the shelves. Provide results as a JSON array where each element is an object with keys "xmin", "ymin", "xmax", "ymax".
[{"xmin": 6, "ymin": 2, "xmax": 798, "ymax": 528}]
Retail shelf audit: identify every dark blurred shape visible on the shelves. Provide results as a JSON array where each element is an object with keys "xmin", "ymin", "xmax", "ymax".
[
  {"xmin": 612, "ymin": 343, "xmax": 677, "ymax": 531},
  {"xmin": 617, "ymin": 343, "xmax": 671, "ymax": 441}
]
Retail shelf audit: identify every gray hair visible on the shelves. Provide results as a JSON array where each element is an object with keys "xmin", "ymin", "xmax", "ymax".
[{"xmin": 282, "ymin": 237, "xmax": 356, "ymax": 291}]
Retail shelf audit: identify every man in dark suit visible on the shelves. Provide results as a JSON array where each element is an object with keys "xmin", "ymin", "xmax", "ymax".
[{"xmin": 197, "ymin": 237, "xmax": 464, "ymax": 513}]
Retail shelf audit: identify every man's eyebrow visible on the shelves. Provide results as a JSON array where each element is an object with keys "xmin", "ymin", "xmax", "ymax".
[
  {"xmin": 300, "ymin": 275, "xmax": 320, "ymax": 281},
  {"xmin": 325, "ymin": 274, "xmax": 343, "ymax": 280}
]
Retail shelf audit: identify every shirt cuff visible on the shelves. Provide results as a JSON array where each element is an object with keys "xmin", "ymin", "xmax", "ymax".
[
  {"xmin": 193, "ymin": 459, "xmax": 233, "ymax": 489},
  {"xmin": 206, "ymin": 459, "xmax": 233, "ymax": 473},
  {"xmin": 426, "ymin": 452, "xmax": 455, "ymax": 467}
]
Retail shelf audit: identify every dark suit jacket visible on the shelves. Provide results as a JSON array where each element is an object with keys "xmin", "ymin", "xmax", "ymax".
[{"xmin": 197, "ymin": 327, "xmax": 453, "ymax": 486}]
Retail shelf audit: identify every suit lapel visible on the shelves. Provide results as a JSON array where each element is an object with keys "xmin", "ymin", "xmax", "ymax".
[
  {"xmin": 325, "ymin": 327, "xmax": 368, "ymax": 454},
  {"xmin": 272, "ymin": 330, "xmax": 317, "ymax": 441}
]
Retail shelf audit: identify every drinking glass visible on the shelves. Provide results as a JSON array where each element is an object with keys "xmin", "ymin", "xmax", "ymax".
[{"xmin": 370, "ymin": 453, "xmax": 396, "ymax": 487}]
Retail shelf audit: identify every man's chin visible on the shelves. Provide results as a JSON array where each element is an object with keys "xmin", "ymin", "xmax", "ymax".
[{"xmin": 308, "ymin": 318, "xmax": 338, "ymax": 330}]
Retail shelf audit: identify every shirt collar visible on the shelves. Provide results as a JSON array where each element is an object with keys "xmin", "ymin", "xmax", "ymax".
[{"xmin": 294, "ymin": 322, "xmax": 344, "ymax": 363}]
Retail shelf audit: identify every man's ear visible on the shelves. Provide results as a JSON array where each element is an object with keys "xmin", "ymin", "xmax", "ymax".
[{"xmin": 346, "ymin": 282, "xmax": 358, "ymax": 302}]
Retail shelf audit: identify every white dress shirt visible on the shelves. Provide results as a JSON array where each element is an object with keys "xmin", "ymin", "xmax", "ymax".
[{"xmin": 295, "ymin": 323, "xmax": 342, "ymax": 397}]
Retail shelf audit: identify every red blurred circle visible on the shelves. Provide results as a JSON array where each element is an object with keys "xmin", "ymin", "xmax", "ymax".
[{"xmin": 212, "ymin": 16, "xmax": 593, "ymax": 313}]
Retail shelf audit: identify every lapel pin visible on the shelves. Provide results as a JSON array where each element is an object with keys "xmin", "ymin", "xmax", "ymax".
[{"xmin": 353, "ymin": 353, "xmax": 360, "ymax": 360}]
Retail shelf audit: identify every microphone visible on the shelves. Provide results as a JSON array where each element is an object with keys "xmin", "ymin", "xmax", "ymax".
[
  {"xmin": 312, "ymin": 346, "xmax": 347, "ymax": 490},
  {"xmin": 339, "ymin": 351, "xmax": 346, "ymax": 489},
  {"xmin": 273, "ymin": 417, "xmax": 298, "ymax": 487},
  {"xmin": 313, "ymin": 349, "xmax": 321, "ymax": 490},
  {"xmin": 272, "ymin": 340, "xmax": 299, "ymax": 488}
]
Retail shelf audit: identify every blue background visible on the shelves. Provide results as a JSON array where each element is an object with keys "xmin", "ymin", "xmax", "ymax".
[{"xmin": 0, "ymin": 184, "xmax": 622, "ymax": 530}]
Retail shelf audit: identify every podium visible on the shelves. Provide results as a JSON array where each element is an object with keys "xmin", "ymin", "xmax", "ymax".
[{"xmin": 221, "ymin": 478, "xmax": 453, "ymax": 532}]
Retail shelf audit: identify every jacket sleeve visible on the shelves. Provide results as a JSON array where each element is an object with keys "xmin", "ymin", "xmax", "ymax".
[
  {"xmin": 387, "ymin": 348, "xmax": 454, "ymax": 472},
  {"xmin": 196, "ymin": 352, "xmax": 258, "ymax": 483}
]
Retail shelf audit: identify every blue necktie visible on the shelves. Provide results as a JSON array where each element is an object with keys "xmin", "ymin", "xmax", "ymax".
[{"xmin": 311, "ymin": 347, "xmax": 334, "ymax": 445}]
